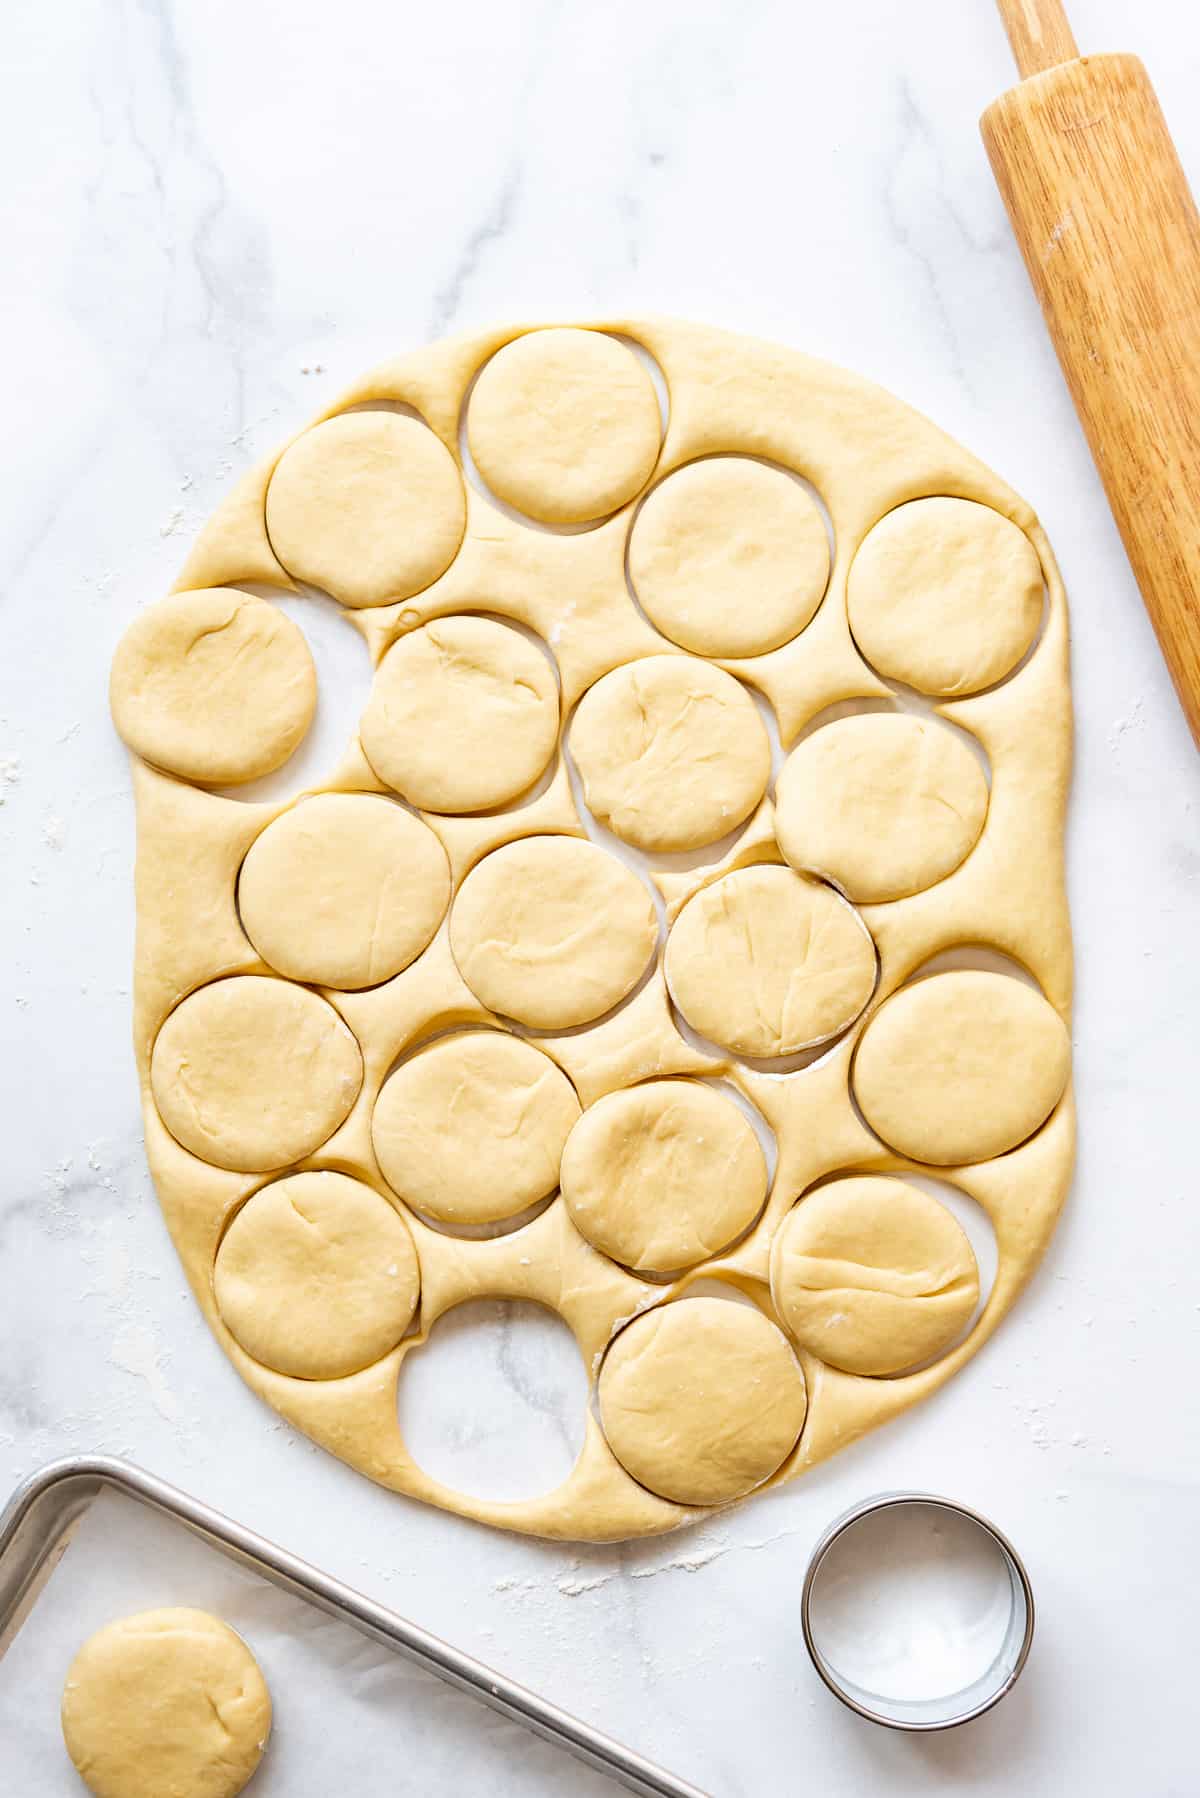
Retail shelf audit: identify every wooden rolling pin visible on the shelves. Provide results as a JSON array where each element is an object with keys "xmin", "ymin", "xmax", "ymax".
[{"xmin": 981, "ymin": 0, "xmax": 1200, "ymax": 747}]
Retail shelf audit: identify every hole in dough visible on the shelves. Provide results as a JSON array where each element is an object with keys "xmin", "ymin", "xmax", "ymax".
[{"xmin": 398, "ymin": 1299, "xmax": 587, "ymax": 1502}]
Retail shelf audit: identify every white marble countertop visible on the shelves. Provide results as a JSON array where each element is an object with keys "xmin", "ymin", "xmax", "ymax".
[{"xmin": 3, "ymin": 0, "xmax": 1200, "ymax": 1791}]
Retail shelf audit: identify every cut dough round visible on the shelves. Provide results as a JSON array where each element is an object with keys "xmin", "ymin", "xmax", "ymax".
[
  {"xmin": 570, "ymin": 655, "xmax": 770, "ymax": 851},
  {"xmin": 214, "ymin": 1171, "xmax": 419, "ymax": 1378},
  {"xmin": 151, "ymin": 976, "xmax": 362, "ymax": 1172},
  {"xmin": 665, "ymin": 866, "xmax": 876, "ymax": 1057},
  {"xmin": 847, "ymin": 497, "xmax": 1043, "ymax": 695},
  {"xmin": 468, "ymin": 328, "xmax": 661, "ymax": 524},
  {"xmin": 852, "ymin": 970, "xmax": 1070, "ymax": 1165},
  {"xmin": 110, "ymin": 588, "xmax": 315, "ymax": 785},
  {"xmin": 629, "ymin": 457, "xmax": 830, "ymax": 657},
  {"xmin": 450, "ymin": 836, "xmax": 658, "ymax": 1028},
  {"xmin": 238, "ymin": 793, "xmax": 449, "ymax": 990},
  {"xmin": 599, "ymin": 1298, "xmax": 807, "ymax": 1505},
  {"xmin": 61, "ymin": 1608, "xmax": 271, "ymax": 1798},
  {"xmin": 360, "ymin": 615, "xmax": 559, "ymax": 812},
  {"xmin": 775, "ymin": 713, "xmax": 988, "ymax": 903},
  {"xmin": 372, "ymin": 1030, "xmax": 580, "ymax": 1225},
  {"xmin": 560, "ymin": 1079, "xmax": 767, "ymax": 1273},
  {"xmin": 265, "ymin": 411, "xmax": 465, "ymax": 608},
  {"xmin": 770, "ymin": 1175, "xmax": 980, "ymax": 1375}
]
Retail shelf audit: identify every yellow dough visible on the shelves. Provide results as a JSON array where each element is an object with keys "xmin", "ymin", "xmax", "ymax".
[
  {"xmin": 265, "ymin": 410, "xmax": 465, "ymax": 608},
  {"xmin": 847, "ymin": 497, "xmax": 1043, "ymax": 695},
  {"xmin": 467, "ymin": 327, "xmax": 661, "ymax": 523},
  {"xmin": 61, "ymin": 1609, "xmax": 270, "ymax": 1798},
  {"xmin": 559, "ymin": 1078, "xmax": 768, "ymax": 1273},
  {"xmin": 238, "ymin": 793, "xmax": 450, "ymax": 989},
  {"xmin": 371, "ymin": 1030, "xmax": 581, "ymax": 1225},
  {"xmin": 665, "ymin": 865, "xmax": 876, "ymax": 1057},
  {"xmin": 569, "ymin": 654, "xmax": 770, "ymax": 851},
  {"xmin": 852, "ymin": 970, "xmax": 1071, "ymax": 1166},
  {"xmin": 629, "ymin": 456, "xmax": 830, "ymax": 657},
  {"xmin": 770, "ymin": 1176, "xmax": 979, "ymax": 1375},
  {"xmin": 450, "ymin": 835, "xmax": 658, "ymax": 1028},
  {"xmin": 110, "ymin": 589, "xmax": 315, "ymax": 785},
  {"xmin": 150, "ymin": 976, "xmax": 362, "ymax": 1172},
  {"xmin": 598, "ymin": 1297, "xmax": 808, "ymax": 1505},
  {"xmin": 774, "ymin": 713, "xmax": 989, "ymax": 902},
  {"xmin": 214, "ymin": 1171, "xmax": 420, "ymax": 1379},
  {"xmin": 360, "ymin": 614, "xmax": 559, "ymax": 812}
]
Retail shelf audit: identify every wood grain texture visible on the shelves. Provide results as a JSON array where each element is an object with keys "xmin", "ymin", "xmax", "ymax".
[
  {"xmin": 995, "ymin": 0, "xmax": 1079, "ymax": 79},
  {"xmin": 983, "ymin": 54, "xmax": 1200, "ymax": 748}
]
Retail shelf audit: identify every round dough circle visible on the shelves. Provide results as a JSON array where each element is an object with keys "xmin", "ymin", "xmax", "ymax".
[
  {"xmin": 372, "ymin": 1030, "xmax": 581, "ymax": 1225},
  {"xmin": 629, "ymin": 457, "xmax": 830, "ymax": 657},
  {"xmin": 468, "ymin": 328, "xmax": 661, "ymax": 524},
  {"xmin": 560, "ymin": 1079, "xmax": 767, "ymax": 1273},
  {"xmin": 451, "ymin": 837, "xmax": 658, "ymax": 1028},
  {"xmin": 150, "ymin": 976, "xmax": 362, "ymax": 1173},
  {"xmin": 665, "ymin": 866, "xmax": 876, "ymax": 1057},
  {"xmin": 360, "ymin": 615, "xmax": 559, "ymax": 812},
  {"xmin": 598, "ymin": 1298, "xmax": 807, "ymax": 1506},
  {"xmin": 61, "ymin": 1609, "xmax": 271, "ymax": 1798},
  {"xmin": 265, "ymin": 410, "xmax": 465, "ymax": 608},
  {"xmin": 570, "ymin": 655, "xmax": 770, "ymax": 851},
  {"xmin": 775, "ymin": 713, "xmax": 989, "ymax": 903},
  {"xmin": 847, "ymin": 497, "xmax": 1043, "ymax": 696},
  {"xmin": 110, "ymin": 588, "xmax": 315, "ymax": 785},
  {"xmin": 852, "ymin": 970, "xmax": 1070, "ymax": 1165},
  {"xmin": 214, "ymin": 1171, "xmax": 420, "ymax": 1378},
  {"xmin": 238, "ymin": 793, "xmax": 449, "ymax": 990},
  {"xmin": 770, "ymin": 1175, "xmax": 980, "ymax": 1375}
]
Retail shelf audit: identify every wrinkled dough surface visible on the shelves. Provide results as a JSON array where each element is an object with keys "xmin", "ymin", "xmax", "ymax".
[
  {"xmin": 360, "ymin": 615, "xmax": 559, "ymax": 812},
  {"xmin": 238, "ymin": 793, "xmax": 450, "ymax": 989},
  {"xmin": 150, "ymin": 976, "xmax": 362, "ymax": 1172},
  {"xmin": 372, "ymin": 1030, "xmax": 581, "ymax": 1225},
  {"xmin": 61, "ymin": 1609, "xmax": 271, "ymax": 1798},
  {"xmin": 770, "ymin": 1176, "xmax": 979, "ymax": 1375},
  {"xmin": 629, "ymin": 457, "xmax": 830, "ymax": 657},
  {"xmin": 265, "ymin": 410, "xmax": 465, "ymax": 607},
  {"xmin": 599, "ymin": 1297, "xmax": 808, "ymax": 1506},
  {"xmin": 852, "ymin": 969, "xmax": 1070, "ymax": 1165},
  {"xmin": 666, "ymin": 866, "xmax": 876, "ymax": 1057},
  {"xmin": 570, "ymin": 655, "xmax": 770, "ymax": 851},
  {"xmin": 775, "ymin": 713, "xmax": 989, "ymax": 903},
  {"xmin": 450, "ymin": 836, "xmax": 658, "ymax": 1028},
  {"xmin": 560, "ymin": 1079, "xmax": 768, "ymax": 1273},
  {"xmin": 468, "ymin": 328, "xmax": 661, "ymax": 524},
  {"xmin": 214, "ymin": 1171, "xmax": 420, "ymax": 1378},
  {"xmin": 110, "ymin": 588, "xmax": 315, "ymax": 785},
  {"xmin": 847, "ymin": 497, "xmax": 1042, "ymax": 696}
]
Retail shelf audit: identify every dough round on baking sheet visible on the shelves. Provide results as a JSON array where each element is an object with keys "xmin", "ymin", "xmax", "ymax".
[
  {"xmin": 770, "ymin": 1175, "xmax": 980, "ymax": 1375},
  {"xmin": 847, "ymin": 497, "xmax": 1043, "ymax": 696},
  {"xmin": 467, "ymin": 328, "xmax": 661, "ymax": 524},
  {"xmin": 598, "ymin": 1298, "xmax": 807, "ymax": 1506},
  {"xmin": 775, "ymin": 713, "xmax": 988, "ymax": 903},
  {"xmin": 265, "ymin": 410, "xmax": 465, "ymax": 608},
  {"xmin": 450, "ymin": 836, "xmax": 658, "ymax": 1028},
  {"xmin": 570, "ymin": 655, "xmax": 770, "ymax": 851},
  {"xmin": 852, "ymin": 970, "xmax": 1070, "ymax": 1166},
  {"xmin": 360, "ymin": 615, "xmax": 559, "ymax": 812},
  {"xmin": 238, "ymin": 793, "xmax": 449, "ymax": 990},
  {"xmin": 110, "ymin": 588, "xmax": 316, "ymax": 786},
  {"xmin": 61, "ymin": 1608, "xmax": 270, "ymax": 1798},
  {"xmin": 559, "ymin": 1079, "xmax": 767, "ymax": 1273},
  {"xmin": 628, "ymin": 457, "xmax": 830, "ymax": 658},
  {"xmin": 151, "ymin": 976, "xmax": 362, "ymax": 1173},
  {"xmin": 372, "ymin": 1030, "xmax": 581, "ymax": 1225},
  {"xmin": 665, "ymin": 866, "xmax": 876, "ymax": 1057},
  {"xmin": 214, "ymin": 1171, "xmax": 419, "ymax": 1378}
]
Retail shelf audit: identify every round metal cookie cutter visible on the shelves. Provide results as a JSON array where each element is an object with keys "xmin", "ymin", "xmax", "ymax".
[{"xmin": 800, "ymin": 1491, "xmax": 1035, "ymax": 1731}]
